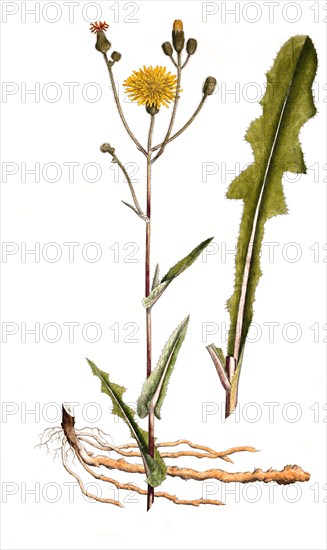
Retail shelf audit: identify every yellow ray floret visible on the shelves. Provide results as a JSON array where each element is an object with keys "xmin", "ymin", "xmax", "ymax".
[{"xmin": 123, "ymin": 65, "xmax": 178, "ymax": 108}]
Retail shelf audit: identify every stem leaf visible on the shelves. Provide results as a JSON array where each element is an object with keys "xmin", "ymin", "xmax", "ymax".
[
  {"xmin": 143, "ymin": 237, "xmax": 213, "ymax": 309},
  {"xmin": 151, "ymin": 263, "xmax": 160, "ymax": 291},
  {"xmin": 86, "ymin": 358, "xmax": 166, "ymax": 487},
  {"xmin": 137, "ymin": 316, "xmax": 190, "ymax": 420},
  {"xmin": 161, "ymin": 237, "xmax": 213, "ymax": 282},
  {"xmin": 142, "ymin": 281, "xmax": 170, "ymax": 309}
]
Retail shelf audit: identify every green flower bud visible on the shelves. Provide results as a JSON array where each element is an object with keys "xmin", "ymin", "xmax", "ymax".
[
  {"xmin": 162, "ymin": 41, "xmax": 173, "ymax": 56},
  {"xmin": 95, "ymin": 30, "xmax": 111, "ymax": 53},
  {"xmin": 172, "ymin": 20, "xmax": 184, "ymax": 53},
  {"xmin": 146, "ymin": 105, "xmax": 159, "ymax": 115},
  {"xmin": 186, "ymin": 38, "xmax": 197, "ymax": 55},
  {"xmin": 111, "ymin": 51, "xmax": 121, "ymax": 62},
  {"xmin": 203, "ymin": 76, "xmax": 217, "ymax": 96},
  {"xmin": 100, "ymin": 143, "xmax": 115, "ymax": 154}
]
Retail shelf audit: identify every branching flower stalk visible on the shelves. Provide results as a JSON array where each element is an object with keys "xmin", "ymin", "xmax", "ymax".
[{"xmin": 92, "ymin": 19, "xmax": 216, "ymax": 510}]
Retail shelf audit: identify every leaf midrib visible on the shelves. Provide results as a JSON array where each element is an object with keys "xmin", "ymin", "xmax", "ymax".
[
  {"xmin": 94, "ymin": 365, "xmax": 148, "ymax": 455},
  {"xmin": 232, "ymin": 37, "xmax": 309, "ymax": 362}
]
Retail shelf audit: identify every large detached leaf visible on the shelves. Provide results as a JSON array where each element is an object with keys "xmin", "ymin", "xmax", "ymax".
[
  {"xmin": 143, "ymin": 238, "xmax": 213, "ymax": 309},
  {"xmin": 227, "ymin": 35, "xmax": 317, "ymax": 361},
  {"xmin": 86, "ymin": 359, "xmax": 166, "ymax": 487},
  {"xmin": 137, "ymin": 316, "xmax": 190, "ymax": 419}
]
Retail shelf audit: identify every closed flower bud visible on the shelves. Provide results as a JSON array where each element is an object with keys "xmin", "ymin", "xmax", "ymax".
[
  {"xmin": 111, "ymin": 51, "xmax": 121, "ymax": 62},
  {"xmin": 100, "ymin": 143, "xmax": 115, "ymax": 155},
  {"xmin": 172, "ymin": 19, "xmax": 184, "ymax": 53},
  {"xmin": 162, "ymin": 41, "xmax": 173, "ymax": 56},
  {"xmin": 203, "ymin": 76, "xmax": 217, "ymax": 96},
  {"xmin": 186, "ymin": 38, "xmax": 197, "ymax": 55},
  {"xmin": 146, "ymin": 105, "xmax": 159, "ymax": 115},
  {"xmin": 173, "ymin": 19, "xmax": 183, "ymax": 31},
  {"xmin": 95, "ymin": 30, "xmax": 111, "ymax": 53}
]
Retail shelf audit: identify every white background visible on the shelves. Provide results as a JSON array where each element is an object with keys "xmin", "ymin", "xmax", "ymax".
[{"xmin": 1, "ymin": 1, "xmax": 326, "ymax": 549}]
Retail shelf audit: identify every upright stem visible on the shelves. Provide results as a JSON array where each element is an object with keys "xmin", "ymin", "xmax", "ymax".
[{"xmin": 146, "ymin": 114, "xmax": 155, "ymax": 510}]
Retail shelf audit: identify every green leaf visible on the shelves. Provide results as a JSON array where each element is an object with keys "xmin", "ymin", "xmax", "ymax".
[
  {"xmin": 142, "ymin": 281, "xmax": 169, "ymax": 308},
  {"xmin": 212, "ymin": 346, "xmax": 226, "ymax": 371},
  {"xmin": 137, "ymin": 316, "xmax": 190, "ymax": 420},
  {"xmin": 161, "ymin": 237, "xmax": 214, "ymax": 282},
  {"xmin": 151, "ymin": 263, "xmax": 160, "ymax": 290},
  {"xmin": 206, "ymin": 344, "xmax": 230, "ymax": 387},
  {"xmin": 143, "ymin": 237, "xmax": 213, "ymax": 309},
  {"xmin": 226, "ymin": 36, "xmax": 317, "ymax": 361},
  {"xmin": 86, "ymin": 358, "xmax": 166, "ymax": 487}
]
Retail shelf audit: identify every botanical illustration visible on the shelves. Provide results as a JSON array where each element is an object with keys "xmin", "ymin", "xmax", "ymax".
[{"xmin": 40, "ymin": 21, "xmax": 317, "ymax": 511}]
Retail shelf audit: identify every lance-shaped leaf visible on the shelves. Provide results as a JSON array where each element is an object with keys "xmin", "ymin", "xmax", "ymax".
[
  {"xmin": 143, "ymin": 281, "xmax": 170, "ymax": 308},
  {"xmin": 226, "ymin": 35, "xmax": 317, "ymax": 362},
  {"xmin": 137, "ymin": 316, "xmax": 190, "ymax": 419},
  {"xmin": 206, "ymin": 345, "xmax": 230, "ymax": 392},
  {"xmin": 86, "ymin": 358, "xmax": 166, "ymax": 487},
  {"xmin": 151, "ymin": 263, "xmax": 160, "ymax": 290},
  {"xmin": 143, "ymin": 237, "xmax": 213, "ymax": 308},
  {"xmin": 161, "ymin": 237, "xmax": 213, "ymax": 282}
]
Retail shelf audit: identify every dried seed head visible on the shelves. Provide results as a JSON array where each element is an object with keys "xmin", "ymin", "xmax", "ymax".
[
  {"xmin": 95, "ymin": 30, "xmax": 111, "ymax": 53},
  {"xmin": 203, "ymin": 76, "xmax": 217, "ymax": 96},
  {"xmin": 162, "ymin": 41, "xmax": 173, "ymax": 56},
  {"xmin": 100, "ymin": 143, "xmax": 115, "ymax": 155},
  {"xmin": 186, "ymin": 38, "xmax": 197, "ymax": 55},
  {"xmin": 111, "ymin": 51, "xmax": 121, "ymax": 62},
  {"xmin": 172, "ymin": 19, "xmax": 184, "ymax": 53}
]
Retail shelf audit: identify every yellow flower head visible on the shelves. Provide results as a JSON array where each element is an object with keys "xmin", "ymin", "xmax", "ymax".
[{"xmin": 123, "ymin": 66, "xmax": 178, "ymax": 109}]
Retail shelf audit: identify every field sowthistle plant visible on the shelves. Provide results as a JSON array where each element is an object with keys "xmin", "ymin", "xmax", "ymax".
[{"xmin": 39, "ymin": 22, "xmax": 316, "ymax": 511}]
